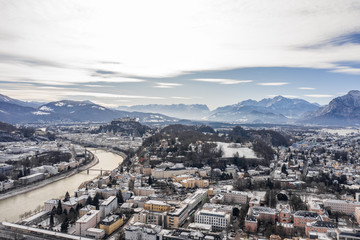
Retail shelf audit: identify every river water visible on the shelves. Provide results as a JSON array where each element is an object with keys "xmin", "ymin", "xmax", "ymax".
[{"xmin": 0, "ymin": 149, "xmax": 123, "ymax": 222}]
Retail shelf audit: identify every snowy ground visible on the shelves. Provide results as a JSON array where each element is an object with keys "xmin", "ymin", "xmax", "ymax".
[
  {"xmin": 320, "ymin": 128, "xmax": 360, "ymax": 136},
  {"xmin": 215, "ymin": 142, "xmax": 258, "ymax": 158}
]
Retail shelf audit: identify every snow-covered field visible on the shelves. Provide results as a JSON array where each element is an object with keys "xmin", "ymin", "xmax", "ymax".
[
  {"xmin": 215, "ymin": 142, "xmax": 258, "ymax": 158},
  {"xmin": 321, "ymin": 128, "xmax": 360, "ymax": 136}
]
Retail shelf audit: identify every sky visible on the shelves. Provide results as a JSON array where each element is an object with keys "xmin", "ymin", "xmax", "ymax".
[{"xmin": 1, "ymin": 0, "xmax": 360, "ymax": 109}]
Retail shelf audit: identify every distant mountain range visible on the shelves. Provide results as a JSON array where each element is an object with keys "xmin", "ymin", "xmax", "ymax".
[
  {"xmin": 118, "ymin": 96, "xmax": 319, "ymax": 124},
  {"xmin": 2, "ymin": 91, "xmax": 360, "ymax": 126},
  {"xmin": 0, "ymin": 98, "xmax": 177, "ymax": 124},
  {"xmin": 206, "ymin": 96, "xmax": 319, "ymax": 123},
  {"xmin": 117, "ymin": 104, "xmax": 210, "ymax": 120},
  {"xmin": 0, "ymin": 94, "xmax": 43, "ymax": 108}
]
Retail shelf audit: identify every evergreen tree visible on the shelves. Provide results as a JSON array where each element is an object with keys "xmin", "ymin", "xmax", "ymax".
[
  {"xmin": 56, "ymin": 200, "xmax": 62, "ymax": 215},
  {"xmin": 76, "ymin": 204, "xmax": 81, "ymax": 214},
  {"xmin": 49, "ymin": 213, "xmax": 54, "ymax": 228},
  {"xmin": 148, "ymin": 176, "xmax": 153, "ymax": 185},
  {"xmin": 117, "ymin": 191, "xmax": 124, "ymax": 204},
  {"xmin": 93, "ymin": 194, "xmax": 100, "ymax": 210},
  {"xmin": 64, "ymin": 191, "xmax": 70, "ymax": 202},
  {"xmin": 86, "ymin": 196, "xmax": 92, "ymax": 205},
  {"xmin": 281, "ymin": 164, "xmax": 288, "ymax": 175},
  {"xmin": 69, "ymin": 207, "xmax": 76, "ymax": 221},
  {"xmin": 51, "ymin": 206, "xmax": 57, "ymax": 215},
  {"xmin": 60, "ymin": 217, "xmax": 69, "ymax": 233}
]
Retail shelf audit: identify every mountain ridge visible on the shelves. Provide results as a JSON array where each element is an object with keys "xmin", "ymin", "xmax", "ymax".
[
  {"xmin": 2, "ymin": 92, "xmax": 360, "ymax": 126},
  {"xmin": 303, "ymin": 90, "xmax": 360, "ymax": 126}
]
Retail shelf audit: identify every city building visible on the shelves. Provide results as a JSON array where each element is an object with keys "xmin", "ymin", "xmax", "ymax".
[
  {"xmin": 125, "ymin": 222, "xmax": 163, "ymax": 240},
  {"xmin": 202, "ymin": 203, "xmax": 233, "ymax": 215},
  {"xmin": 0, "ymin": 179, "xmax": 14, "ymax": 192},
  {"xmin": 305, "ymin": 221, "xmax": 337, "ymax": 237},
  {"xmin": 0, "ymin": 163, "xmax": 13, "ymax": 175},
  {"xmin": 85, "ymin": 228, "xmax": 105, "ymax": 240},
  {"xmin": 144, "ymin": 200, "xmax": 171, "ymax": 212},
  {"xmin": 18, "ymin": 173, "xmax": 45, "ymax": 185},
  {"xmin": 355, "ymin": 207, "xmax": 360, "ymax": 225},
  {"xmin": 223, "ymin": 190, "xmax": 248, "ymax": 204},
  {"xmin": 99, "ymin": 196, "xmax": 117, "ymax": 218},
  {"xmin": 278, "ymin": 207, "xmax": 291, "ymax": 223},
  {"xmin": 324, "ymin": 199, "xmax": 360, "ymax": 215},
  {"xmin": 183, "ymin": 189, "xmax": 208, "ymax": 213},
  {"xmin": 99, "ymin": 214, "xmax": 125, "ymax": 235},
  {"xmin": 76, "ymin": 210, "xmax": 101, "ymax": 236},
  {"xmin": 162, "ymin": 229, "xmax": 223, "ymax": 240},
  {"xmin": 338, "ymin": 229, "xmax": 360, "ymax": 240},
  {"xmin": 188, "ymin": 222, "xmax": 213, "ymax": 232},
  {"xmin": 134, "ymin": 209, "xmax": 166, "ymax": 227},
  {"xmin": 180, "ymin": 178, "xmax": 209, "ymax": 189},
  {"xmin": 166, "ymin": 204, "xmax": 189, "ymax": 229},
  {"xmin": 251, "ymin": 206, "xmax": 276, "ymax": 224},
  {"xmin": 133, "ymin": 187, "xmax": 155, "ymax": 196},
  {"xmin": 245, "ymin": 215, "xmax": 258, "ymax": 233},
  {"xmin": 44, "ymin": 199, "xmax": 59, "ymax": 211},
  {"xmin": 194, "ymin": 209, "xmax": 231, "ymax": 231},
  {"xmin": 293, "ymin": 211, "xmax": 321, "ymax": 228}
]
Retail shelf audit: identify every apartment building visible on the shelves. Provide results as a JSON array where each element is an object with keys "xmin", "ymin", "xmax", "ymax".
[
  {"xmin": 293, "ymin": 211, "xmax": 320, "ymax": 228},
  {"xmin": 305, "ymin": 221, "xmax": 337, "ymax": 237},
  {"xmin": 166, "ymin": 204, "xmax": 189, "ymax": 228},
  {"xmin": 223, "ymin": 190, "xmax": 248, "ymax": 204},
  {"xmin": 195, "ymin": 209, "xmax": 230, "ymax": 231},
  {"xmin": 125, "ymin": 222, "xmax": 163, "ymax": 240},
  {"xmin": 324, "ymin": 199, "xmax": 360, "ymax": 215},
  {"xmin": 144, "ymin": 200, "xmax": 171, "ymax": 212},
  {"xmin": 75, "ymin": 210, "xmax": 101, "ymax": 236},
  {"xmin": 99, "ymin": 196, "xmax": 118, "ymax": 218},
  {"xmin": 251, "ymin": 206, "xmax": 277, "ymax": 224},
  {"xmin": 99, "ymin": 214, "xmax": 125, "ymax": 235}
]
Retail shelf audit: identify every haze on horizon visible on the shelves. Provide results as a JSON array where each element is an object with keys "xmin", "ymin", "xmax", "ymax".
[{"xmin": 1, "ymin": 0, "xmax": 360, "ymax": 109}]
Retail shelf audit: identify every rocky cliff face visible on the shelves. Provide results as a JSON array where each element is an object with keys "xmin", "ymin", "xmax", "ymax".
[{"xmin": 304, "ymin": 90, "xmax": 360, "ymax": 125}]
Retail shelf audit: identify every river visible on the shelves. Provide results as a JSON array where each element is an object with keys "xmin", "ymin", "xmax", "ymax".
[{"xmin": 0, "ymin": 149, "xmax": 123, "ymax": 222}]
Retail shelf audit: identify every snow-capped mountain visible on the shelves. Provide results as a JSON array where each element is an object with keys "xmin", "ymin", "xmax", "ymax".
[
  {"xmin": 207, "ymin": 96, "xmax": 319, "ymax": 123},
  {"xmin": 0, "ymin": 94, "xmax": 43, "ymax": 108},
  {"xmin": 303, "ymin": 90, "xmax": 360, "ymax": 126},
  {"xmin": 0, "ymin": 95, "xmax": 177, "ymax": 124}
]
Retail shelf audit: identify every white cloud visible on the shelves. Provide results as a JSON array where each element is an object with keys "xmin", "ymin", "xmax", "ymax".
[
  {"xmin": 171, "ymin": 96, "xmax": 192, "ymax": 99},
  {"xmin": 63, "ymin": 91, "xmax": 165, "ymax": 99},
  {"xmin": 154, "ymin": 82, "xmax": 183, "ymax": 88},
  {"xmin": 298, "ymin": 87, "xmax": 316, "ymax": 90},
  {"xmin": 194, "ymin": 79, "xmax": 253, "ymax": 85},
  {"xmin": 0, "ymin": 88, "xmax": 165, "ymax": 101},
  {"xmin": 305, "ymin": 94, "xmax": 334, "ymax": 98},
  {"xmin": 257, "ymin": 82, "xmax": 289, "ymax": 86},
  {"xmin": 268, "ymin": 95, "xmax": 299, "ymax": 98},
  {"xmin": 1, "ymin": 0, "xmax": 359, "ymax": 81},
  {"xmin": 330, "ymin": 66, "xmax": 360, "ymax": 75}
]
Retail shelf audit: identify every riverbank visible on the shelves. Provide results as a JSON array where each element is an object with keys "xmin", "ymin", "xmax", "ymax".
[{"xmin": 0, "ymin": 152, "xmax": 99, "ymax": 201}]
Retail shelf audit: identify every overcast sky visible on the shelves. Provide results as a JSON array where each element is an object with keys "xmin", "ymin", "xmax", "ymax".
[{"xmin": 1, "ymin": 0, "xmax": 360, "ymax": 109}]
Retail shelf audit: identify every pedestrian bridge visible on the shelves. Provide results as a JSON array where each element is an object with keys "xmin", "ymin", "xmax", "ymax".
[{"xmin": 86, "ymin": 168, "xmax": 113, "ymax": 175}]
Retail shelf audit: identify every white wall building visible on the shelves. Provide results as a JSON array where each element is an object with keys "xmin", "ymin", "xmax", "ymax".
[
  {"xmin": 75, "ymin": 210, "xmax": 101, "ymax": 236},
  {"xmin": 195, "ymin": 209, "xmax": 230, "ymax": 231},
  {"xmin": 223, "ymin": 190, "xmax": 248, "ymax": 204},
  {"xmin": 0, "ymin": 180, "xmax": 14, "ymax": 192},
  {"xmin": 324, "ymin": 199, "xmax": 360, "ymax": 215},
  {"xmin": 100, "ymin": 196, "xmax": 118, "ymax": 218}
]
